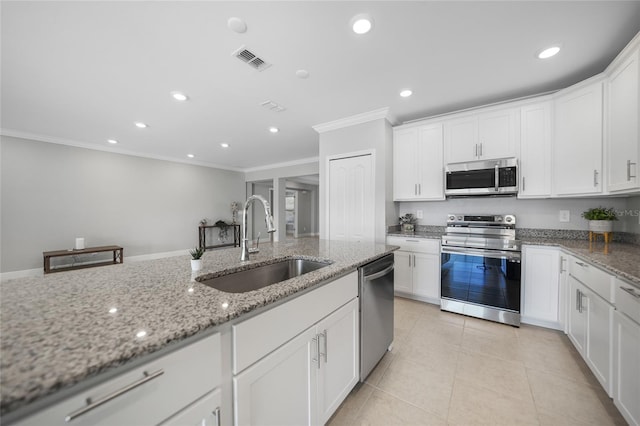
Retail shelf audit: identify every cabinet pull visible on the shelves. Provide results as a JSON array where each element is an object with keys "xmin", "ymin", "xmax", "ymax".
[
  {"xmin": 522, "ymin": 176, "xmax": 526, "ymax": 192},
  {"xmin": 560, "ymin": 256, "xmax": 566, "ymax": 273},
  {"xmin": 311, "ymin": 337, "xmax": 321, "ymax": 369},
  {"xmin": 628, "ymin": 160, "xmax": 637, "ymax": 181},
  {"xmin": 576, "ymin": 289, "xmax": 581, "ymax": 312},
  {"xmin": 64, "ymin": 369, "xmax": 164, "ymax": 422},
  {"xmin": 621, "ymin": 287, "xmax": 640, "ymax": 299},
  {"xmin": 593, "ymin": 169, "xmax": 599, "ymax": 187},
  {"xmin": 414, "ymin": 183, "xmax": 417, "ymax": 195},
  {"xmin": 494, "ymin": 165, "xmax": 499, "ymax": 192},
  {"xmin": 479, "ymin": 143, "xmax": 483, "ymax": 157},
  {"xmin": 474, "ymin": 144, "xmax": 478, "ymax": 157},
  {"xmin": 408, "ymin": 255, "xmax": 411, "ymax": 267},
  {"xmin": 319, "ymin": 330, "xmax": 328, "ymax": 363},
  {"xmin": 214, "ymin": 407, "xmax": 221, "ymax": 426},
  {"xmin": 418, "ymin": 183, "xmax": 421, "ymax": 195},
  {"xmin": 575, "ymin": 261, "xmax": 588, "ymax": 268}
]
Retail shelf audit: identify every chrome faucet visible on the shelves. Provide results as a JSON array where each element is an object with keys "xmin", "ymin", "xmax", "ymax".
[{"xmin": 241, "ymin": 195, "xmax": 276, "ymax": 261}]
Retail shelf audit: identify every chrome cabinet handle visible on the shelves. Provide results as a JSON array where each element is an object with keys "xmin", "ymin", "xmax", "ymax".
[
  {"xmin": 474, "ymin": 144, "xmax": 478, "ymax": 157},
  {"xmin": 560, "ymin": 256, "xmax": 566, "ymax": 273},
  {"xmin": 319, "ymin": 330, "xmax": 328, "ymax": 363},
  {"xmin": 479, "ymin": 143, "xmax": 483, "ymax": 157},
  {"xmin": 621, "ymin": 286, "xmax": 640, "ymax": 299},
  {"xmin": 418, "ymin": 183, "xmax": 421, "ymax": 195},
  {"xmin": 414, "ymin": 183, "xmax": 417, "ymax": 195},
  {"xmin": 575, "ymin": 261, "xmax": 588, "ymax": 268},
  {"xmin": 628, "ymin": 160, "xmax": 637, "ymax": 181},
  {"xmin": 494, "ymin": 164, "xmax": 499, "ymax": 192},
  {"xmin": 214, "ymin": 407, "xmax": 221, "ymax": 426},
  {"xmin": 65, "ymin": 369, "xmax": 164, "ymax": 422},
  {"xmin": 311, "ymin": 337, "xmax": 320, "ymax": 369},
  {"xmin": 593, "ymin": 169, "xmax": 599, "ymax": 186},
  {"xmin": 576, "ymin": 289, "xmax": 581, "ymax": 313},
  {"xmin": 522, "ymin": 176, "xmax": 526, "ymax": 192}
]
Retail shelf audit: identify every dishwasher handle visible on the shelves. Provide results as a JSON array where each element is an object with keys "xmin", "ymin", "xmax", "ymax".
[{"xmin": 363, "ymin": 264, "xmax": 394, "ymax": 281}]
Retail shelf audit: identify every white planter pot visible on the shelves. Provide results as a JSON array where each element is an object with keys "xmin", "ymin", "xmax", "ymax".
[
  {"xmin": 588, "ymin": 220, "xmax": 614, "ymax": 233},
  {"xmin": 191, "ymin": 259, "xmax": 202, "ymax": 271}
]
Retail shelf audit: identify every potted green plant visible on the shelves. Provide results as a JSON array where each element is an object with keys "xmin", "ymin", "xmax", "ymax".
[
  {"xmin": 189, "ymin": 246, "xmax": 205, "ymax": 271},
  {"xmin": 581, "ymin": 206, "xmax": 618, "ymax": 233},
  {"xmin": 399, "ymin": 213, "xmax": 417, "ymax": 233}
]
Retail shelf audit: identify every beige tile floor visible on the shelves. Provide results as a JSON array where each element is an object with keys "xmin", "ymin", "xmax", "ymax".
[{"xmin": 328, "ymin": 297, "xmax": 627, "ymax": 426}]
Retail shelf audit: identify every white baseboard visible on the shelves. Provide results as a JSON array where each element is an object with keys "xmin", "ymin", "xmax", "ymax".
[{"xmin": 0, "ymin": 249, "xmax": 189, "ymax": 282}]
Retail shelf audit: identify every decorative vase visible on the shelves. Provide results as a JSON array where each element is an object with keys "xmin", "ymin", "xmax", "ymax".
[
  {"xmin": 402, "ymin": 224, "xmax": 415, "ymax": 232},
  {"xmin": 588, "ymin": 220, "xmax": 613, "ymax": 233},
  {"xmin": 191, "ymin": 259, "xmax": 202, "ymax": 271}
]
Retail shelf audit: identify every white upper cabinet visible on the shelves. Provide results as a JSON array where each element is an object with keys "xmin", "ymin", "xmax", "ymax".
[
  {"xmin": 519, "ymin": 101, "xmax": 552, "ymax": 198},
  {"xmin": 444, "ymin": 107, "xmax": 518, "ymax": 163},
  {"xmin": 553, "ymin": 80, "xmax": 604, "ymax": 196},
  {"xmin": 607, "ymin": 46, "xmax": 640, "ymax": 193},
  {"xmin": 393, "ymin": 123, "xmax": 444, "ymax": 201}
]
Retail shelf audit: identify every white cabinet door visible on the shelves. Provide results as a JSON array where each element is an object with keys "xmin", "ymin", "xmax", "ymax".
[
  {"xmin": 393, "ymin": 128, "xmax": 420, "ymax": 200},
  {"xmin": 161, "ymin": 389, "xmax": 221, "ymax": 426},
  {"xmin": 417, "ymin": 124, "xmax": 444, "ymax": 200},
  {"xmin": 317, "ymin": 299, "xmax": 359, "ymax": 425},
  {"xmin": 607, "ymin": 49, "xmax": 640, "ymax": 193},
  {"xmin": 613, "ymin": 311, "xmax": 640, "ymax": 426},
  {"xmin": 522, "ymin": 246, "xmax": 560, "ymax": 328},
  {"xmin": 584, "ymin": 286, "xmax": 614, "ymax": 396},
  {"xmin": 393, "ymin": 251, "xmax": 413, "ymax": 294},
  {"xmin": 445, "ymin": 116, "xmax": 478, "ymax": 163},
  {"xmin": 328, "ymin": 154, "xmax": 374, "ymax": 242},
  {"xmin": 568, "ymin": 275, "xmax": 587, "ymax": 354},
  {"xmin": 412, "ymin": 252, "xmax": 441, "ymax": 304},
  {"xmin": 393, "ymin": 124, "xmax": 444, "ymax": 201},
  {"xmin": 477, "ymin": 108, "xmax": 518, "ymax": 160},
  {"xmin": 519, "ymin": 102, "xmax": 552, "ymax": 198},
  {"xmin": 553, "ymin": 81, "xmax": 604, "ymax": 196},
  {"xmin": 234, "ymin": 327, "xmax": 318, "ymax": 426}
]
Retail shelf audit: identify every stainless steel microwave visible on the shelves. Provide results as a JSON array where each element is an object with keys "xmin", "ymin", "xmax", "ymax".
[{"xmin": 445, "ymin": 158, "xmax": 518, "ymax": 196}]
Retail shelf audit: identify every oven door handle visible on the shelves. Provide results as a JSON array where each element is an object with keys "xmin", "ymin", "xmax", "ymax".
[{"xmin": 441, "ymin": 246, "xmax": 521, "ymax": 261}]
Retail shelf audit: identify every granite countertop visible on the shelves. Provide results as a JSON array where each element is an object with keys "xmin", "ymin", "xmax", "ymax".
[
  {"xmin": 0, "ymin": 239, "xmax": 396, "ymax": 416},
  {"xmin": 387, "ymin": 230, "xmax": 640, "ymax": 287}
]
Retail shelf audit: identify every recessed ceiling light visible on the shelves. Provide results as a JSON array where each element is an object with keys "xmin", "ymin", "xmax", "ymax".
[
  {"xmin": 107, "ymin": 139, "xmax": 118, "ymax": 144},
  {"xmin": 171, "ymin": 92, "xmax": 188, "ymax": 101},
  {"xmin": 400, "ymin": 89, "xmax": 413, "ymax": 98},
  {"xmin": 269, "ymin": 127, "xmax": 279, "ymax": 133},
  {"xmin": 537, "ymin": 46, "xmax": 561, "ymax": 59},
  {"xmin": 187, "ymin": 154, "xmax": 195, "ymax": 158},
  {"xmin": 220, "ymin": 143, "xmax": 229, "ymax": 148},
  {"xmin": 134, "ymin": 122, "xmax": 148, "ymax": 129},
  {"xmin": 351, "ymin": 14, "xmax": 374, "ymax": 35},
  {"xmin": 227, "ymin": 17, "xmax": 247, "ymax": 34},
  {"xmin": 296, "ymin": 69, "xmax": 310, "ymax": 79}
]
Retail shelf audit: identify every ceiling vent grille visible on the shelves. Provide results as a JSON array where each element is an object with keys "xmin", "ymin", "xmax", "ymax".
[
  {"xmin": 232, "ymin": 45, "xmax": 271, "ymax": 71},
  {"xmin": 261, "ymin": 100, "xmax": 286, "ymax": 112}
]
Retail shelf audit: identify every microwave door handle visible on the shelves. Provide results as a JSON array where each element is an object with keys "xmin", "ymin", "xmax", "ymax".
[{"xmin": 494, "ymin": 165, "xmax": 499, "ymax": 192}]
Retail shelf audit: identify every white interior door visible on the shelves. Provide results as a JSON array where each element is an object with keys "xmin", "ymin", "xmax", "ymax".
[{"xmin": 328, "ymin": 154, "xmax": 374, "ymax": 242}]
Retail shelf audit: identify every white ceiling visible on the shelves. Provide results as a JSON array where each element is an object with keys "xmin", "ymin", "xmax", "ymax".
[{"xmin": 2, "ymin": 1, "xmax": 640, "ymax": 171}]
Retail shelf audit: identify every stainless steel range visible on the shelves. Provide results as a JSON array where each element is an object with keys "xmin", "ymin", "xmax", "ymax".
[{"xmin": 440, "ymin": 214, "xmax": 521, "ymax": 326}]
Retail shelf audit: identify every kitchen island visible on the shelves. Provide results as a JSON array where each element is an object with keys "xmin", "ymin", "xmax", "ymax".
[{"xmin": 0, "ymin": 239, "xmax": 397, "ymax": 419}]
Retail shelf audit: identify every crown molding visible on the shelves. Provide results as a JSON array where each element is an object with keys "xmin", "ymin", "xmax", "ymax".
[
  {"xmin": 312, "ymin": 107, "xmax": 397, "ymax": 134},
  {"xmin": 242, "ymin": 156, "xmax": 319, "ymax": 173}
]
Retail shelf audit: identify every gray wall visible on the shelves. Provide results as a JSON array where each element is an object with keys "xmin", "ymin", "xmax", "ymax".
[
  {"xmin": 398, "ymin": 196, "xmax": 638, "ymax": 233},
  {"xmin": 1, "ymin": 136, "xmax": 245, "ymax": 272},
  {"xmin": 318, "ymin": 118, "xmax": 397, "ymax": 243}
]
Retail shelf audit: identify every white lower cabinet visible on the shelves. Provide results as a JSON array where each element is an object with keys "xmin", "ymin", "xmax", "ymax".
[
  {"xmin": 386, "ymin": 237, "xmax": 440, "ymax": 304},
  {"xmin": 234, "ymin": 298, "xmax": 359, "ymax": 426},
  {"xmin": 232, "ymin": 272, "xmax": 359, "ymax": 426},
  {"xmin": 13, "ymin": 333, "xmax": 222, "ymax": 426},
  {"xmin": 613, "ymin": 311, "xmax": 640, "ymax": 426},
  {"xmin": 566, "ymin": 258, "xmax": 615, "ymax": 397},
  {"xmin": 521, "ymin": 246, "xmax": 561, "ymax": 328}
]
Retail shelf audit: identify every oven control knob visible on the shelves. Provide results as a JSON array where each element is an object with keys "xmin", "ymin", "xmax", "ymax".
[
  {"xmin": 457, "ymin": 215, "xmax": 463, "ymax": 221},
  {"xmin": 505, "ymin": 216, "xmax": 513, "ymax": 223},
  {"xmin": 448, "ymin": 215, "xmax": 455, "ymax": 221},
  {"xmin": 496, "ymin": 216, "xmax": 503, "ymax": 222}
]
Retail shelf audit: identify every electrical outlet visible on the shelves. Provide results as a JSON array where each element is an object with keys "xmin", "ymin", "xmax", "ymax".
[
  {"xmin": 559, "ymin": 210, "xmax": 571, "ymax": 222},
  {"xmin": 416, "ymin": 210, "xmax": 423, "ymax": 219}
]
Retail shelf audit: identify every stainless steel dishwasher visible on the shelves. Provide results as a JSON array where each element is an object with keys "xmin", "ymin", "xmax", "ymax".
[{"xmin": 359, "ymin": 253, "xmax": 394, "ymax": 381}]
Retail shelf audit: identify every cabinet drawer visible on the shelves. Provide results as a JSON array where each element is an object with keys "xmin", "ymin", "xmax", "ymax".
[
  {"xmin": 569, "ymin": 257, "xmax": 614, "ymax": 303},
  {"xmin": 615, "ymin": 279, "xmax": 640, "ymax": 324},
  {"xmin": 232, "ymin": 272, "xmax": 358, "ymax": 374},
  {"xmin": 16, "ymin": 333, "xmax": 221, "ymax": 426},
  {"xmin": 386, "ymin": 237, "xmax": 440, "ymax": 254}
]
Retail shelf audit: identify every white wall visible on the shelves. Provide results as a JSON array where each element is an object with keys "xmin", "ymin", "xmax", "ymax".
[
  {"xmin": 1, "ymin": 136, "xmax": 246, "ymax": 273},
  {"xmin": 398, "ymin": 196, "xmax": 636, "ymax": 232},
  {"xmin": 318, "ymin": 118, "xmax": 397, "ymax": 243}
]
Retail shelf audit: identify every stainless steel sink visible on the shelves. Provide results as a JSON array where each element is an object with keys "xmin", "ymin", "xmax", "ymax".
[{"xmin": 196, "ymin": 258, "xmax": 331, "ymax": 293}]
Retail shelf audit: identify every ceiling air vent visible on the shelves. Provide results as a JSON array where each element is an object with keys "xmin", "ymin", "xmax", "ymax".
[
  {"xmin": 261, "ymin": 100, "xmax": 286, "ymax": 112},
  {"xmin": 232, "ymin": 45, "xmax": 271, "ymax": 71}
]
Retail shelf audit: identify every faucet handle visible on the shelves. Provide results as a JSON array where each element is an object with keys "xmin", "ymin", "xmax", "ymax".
[{"xmin": 248, "ymin": 232, "xmax": 261, "ymax": 254}]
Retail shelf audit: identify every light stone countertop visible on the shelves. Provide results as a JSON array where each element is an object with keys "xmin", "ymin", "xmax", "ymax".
[{"xmin": 0, "ymin": 239, "xmax": 397, "ymax": 416}]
